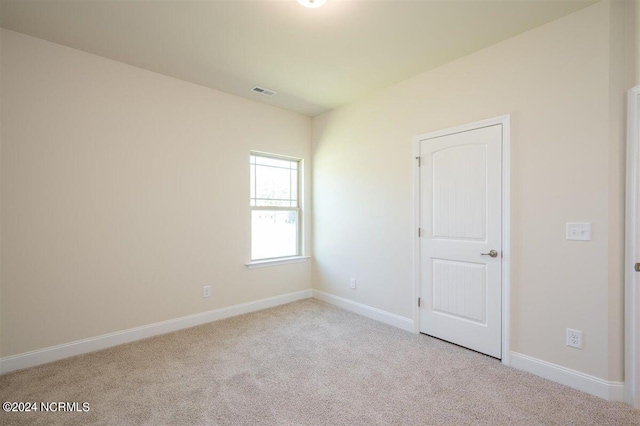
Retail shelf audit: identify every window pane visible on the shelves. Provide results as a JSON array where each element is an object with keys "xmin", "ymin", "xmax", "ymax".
[
  {"xmin": 255, "ymin": 156, "xmax": 292, "ymax": 169},
  {"xmin": 255, "ymin": 164, "xmax": 291, "ymax": 201},
  {"xmin": 251, "ymin": 210, "xmax": 298, "ymax": 260},
  {"xmin": 250, "ymin": 164, "xmax": 255, "ymax": 199},
  {"xmin": 290, "ymin": 169, "xmax": 297, "ymax": 202}
]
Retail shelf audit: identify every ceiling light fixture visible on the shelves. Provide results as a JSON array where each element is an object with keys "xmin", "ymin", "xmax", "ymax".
[{"xmin": 297, "ymin": 0, "xmax": 326, "ymax": 9}]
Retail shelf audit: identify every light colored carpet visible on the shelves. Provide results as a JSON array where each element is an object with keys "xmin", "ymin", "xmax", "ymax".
[{"xmin": 1, "ymin": 298, "xmax": 639, "ymax": 425}]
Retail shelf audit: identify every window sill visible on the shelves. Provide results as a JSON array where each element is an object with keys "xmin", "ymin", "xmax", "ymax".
[{"xmin": 245, "ymin": 256, "xmax": 310, "ymax": 269}]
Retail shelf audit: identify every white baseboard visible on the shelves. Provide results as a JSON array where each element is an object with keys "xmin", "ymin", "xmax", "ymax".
[
  {"xmin": 312, "ymin": 290, "xmax": 414, "ymax": 332},
  {"xmin": 510, "ymin": 351, "xmax": 625, "ymax": 402},
  {"xmin": 0, "ymin": 289, "xmax": 313, "ymax": 375}
]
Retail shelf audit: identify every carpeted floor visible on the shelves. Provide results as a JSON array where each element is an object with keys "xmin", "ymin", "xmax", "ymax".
[{"xmin": 1, "ymin": 299, "xmax": 639, "ymax": 425}]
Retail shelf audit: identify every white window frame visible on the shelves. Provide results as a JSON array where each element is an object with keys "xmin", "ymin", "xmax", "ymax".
[{"xmin": 246, "ymin": 152, "xmax": 308, "ymax": 268}]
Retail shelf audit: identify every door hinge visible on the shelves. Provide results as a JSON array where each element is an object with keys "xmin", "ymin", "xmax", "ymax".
[
  {"xmin": 635, "ymin": 263, "xmax": 640, "ymax": 272},
  {"xmin": 418, "ymin": 297, "xmax": 421, "ymax": 307},
  {"xmin": 415, "ymin": 156, "xmax": 421, "ymax": 167},
  {"xmin": 418, "ymin": 228, "xmax": 422, "ymax": 237}
]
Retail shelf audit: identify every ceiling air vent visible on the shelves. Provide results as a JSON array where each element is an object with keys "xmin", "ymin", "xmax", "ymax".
[{"xmin": 251, "ymin": 86, "xmax": 277, "ymax": 97}]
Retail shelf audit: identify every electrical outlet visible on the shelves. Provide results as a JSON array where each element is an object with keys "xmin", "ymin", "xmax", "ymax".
[
  {"xmin": 349, "ymin": 278, "xmax": 356, "ymax": 289},
  {"xmin": 203, "ymin": 285, "xmax": 211, "ymax": 298},
  {"xmin": 566, "ymin": 328, "xmax": 583, "ymax": 349}
]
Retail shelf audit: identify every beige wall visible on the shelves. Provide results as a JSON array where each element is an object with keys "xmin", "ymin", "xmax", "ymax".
[
  {"xmin": 312, "ymin": 1, "xmax": 624, "ymax": 381},
  {"xmin": 0, "ymin": 29, "xmax": 312, "ymax": 357}
]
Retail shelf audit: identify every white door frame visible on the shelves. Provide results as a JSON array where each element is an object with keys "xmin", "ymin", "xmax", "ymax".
[
  {"xmin": 625, "ymin": 85, "xmax": 640, "ymax": 408},
  {"xmin": 413, "ymin": 114, "xmax": 511, "ymax": 365}
]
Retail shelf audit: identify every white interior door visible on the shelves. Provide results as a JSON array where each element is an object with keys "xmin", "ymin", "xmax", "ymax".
[
  {"xmin": 626, "ymin": 85, "xmax": 640, "ymax": 407},
  {"xmin": 418, "ymin": 124, "xmax": 503, "ymax": 358},
  {"xmin": 634, "ymin": 89, "xmax": 640, "ymax": 408}
]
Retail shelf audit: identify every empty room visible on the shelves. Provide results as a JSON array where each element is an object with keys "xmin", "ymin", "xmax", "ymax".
[{"xmin": 1, "ymin": 0, "xmax": 640, "ymax": 424}]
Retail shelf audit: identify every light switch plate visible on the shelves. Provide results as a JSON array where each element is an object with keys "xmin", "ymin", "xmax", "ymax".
[{"xmin": 566, "ymin": 223, "xmax": 591, "ymax": 241}]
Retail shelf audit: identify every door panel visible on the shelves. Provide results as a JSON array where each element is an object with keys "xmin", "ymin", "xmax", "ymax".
[
  {"xmin": 432, "ymin": 144, "xmax": 487, "ymax": 241},
  {"xmin": 419, "ymin": 124, "xmax": 502, "ymax": 358},
  {"xmin": 432, "ymin": 259, "xmax": 486, "ymax": 324}
]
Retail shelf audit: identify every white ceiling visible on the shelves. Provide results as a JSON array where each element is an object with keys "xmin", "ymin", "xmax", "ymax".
[{"xmin": 1, "ymin": 0, "xmax": 595, "ymax": 116}]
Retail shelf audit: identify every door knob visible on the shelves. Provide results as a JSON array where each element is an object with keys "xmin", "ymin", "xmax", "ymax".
[{"xmin": 481, "ymin": 250, "xmax": 499, "ymax": 258}]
